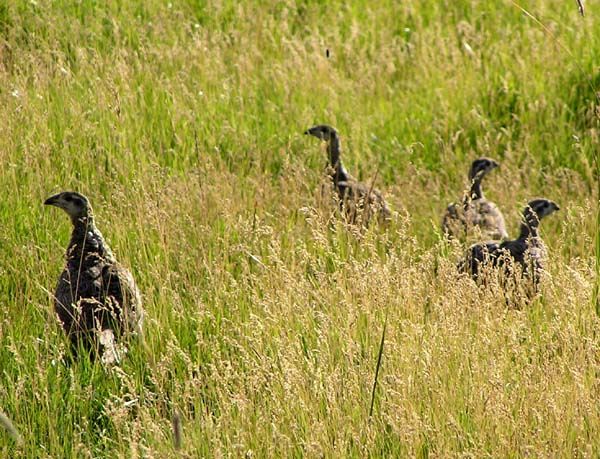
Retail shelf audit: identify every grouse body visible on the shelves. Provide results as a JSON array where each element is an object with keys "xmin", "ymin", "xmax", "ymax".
[
  {"xmin": 45, "ymin": 191, "xmax": 143, "ymax": 364},
  {"xmin": 305, "ymin": 124, "xmax": 391, "ymax": 225},
  {"xmin": 460, "ymin": 198, "xmax": 559, "ymax": 296},
  {"xmin": 442, "ymin": 158, "xmax": 507, "ymax": 241}
]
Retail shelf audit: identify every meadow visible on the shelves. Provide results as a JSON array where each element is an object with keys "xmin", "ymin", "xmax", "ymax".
[{"xmin": 0, "ymin": 0, "xmax": 598, "ymax": 456}]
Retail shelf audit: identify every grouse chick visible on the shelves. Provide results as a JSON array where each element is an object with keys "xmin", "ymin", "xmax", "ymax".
[
  {"xmin": 44, "ymin": 191, "xmax": 143, "ymax": 364},
  {"xmin": 442, "ymin": 158, "xmax": 508, "ymax": 241},
  {"xmin": 460, "ymin": 198, "xmax": 559, "ymax": 296},
  {"xmin": 305, "ymin": 124, "xmax": 391, "ymax": 225}
]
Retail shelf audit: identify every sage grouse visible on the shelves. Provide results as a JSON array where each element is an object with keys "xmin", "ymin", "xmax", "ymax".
[
  {"xmin": 305, "ymin": 124, "xmax": 391, "ymax": 225},
  {"xmin": 45, "ymin": 192, "xmax": 143, "ymax": 364},
  {"xmin": 460, "ymin": 198, "xmax": 559, "ymax": 296},
  {"xmin": 442, "ymin": 158, "xmax": 508, "ymax": 241}
]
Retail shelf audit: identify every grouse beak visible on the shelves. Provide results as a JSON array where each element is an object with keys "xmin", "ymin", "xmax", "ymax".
[
  {"xmin": 553, "ymin": 203, "xmax": 560, "ymax": 211},
  {"xmin": 44, "ymin": 194, "xmax": 61, "ymax": 207},
  {"xmin": 304, "ymin": 129, "xmax": 310, "ymax": 135},
  {"xmin": 491, "ymin": 160, "xmax": 500, "ymax": 169}
]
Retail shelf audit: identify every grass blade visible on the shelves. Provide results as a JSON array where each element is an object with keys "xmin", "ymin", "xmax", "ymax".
[
  {"xmin": 369, "ymin": 312, "xmax": 388, "ymax": 418},
  {"xmin": 595, "ymin": 91, "xmax": 600, "ymax": 316}
]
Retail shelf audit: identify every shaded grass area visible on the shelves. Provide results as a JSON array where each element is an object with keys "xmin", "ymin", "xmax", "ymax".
[{"xmin": 0, "ymin": 0, "xmax": 598, "ymax": 456}]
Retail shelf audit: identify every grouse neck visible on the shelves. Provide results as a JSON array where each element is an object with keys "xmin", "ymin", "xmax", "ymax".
[
  {"xmin": 327, "ymin": 135, "xmax": 349, "ymax": 183},
  {"xmin": 68, "ymin": 215, "xmax": 105, "ymax": 257},
  {"xmin": 469, "ymin": 176, "xmax": 484, "ymax": 200},
  {"xmin": 518, "ymin": 218, "xmax": 540, "ymax": 240},
  {"xmin": 71, "ymin": 215, "xmax": 95, "ymax": 234}
]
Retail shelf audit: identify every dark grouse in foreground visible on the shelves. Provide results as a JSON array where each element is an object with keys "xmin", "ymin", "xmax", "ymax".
[
  {"xmin": 44, "ymin": 191, "xmax": 143, "ymax": 364},
  {"xmin": 459, "ymin": 198, "xmax": 559, "ymax": 298}
]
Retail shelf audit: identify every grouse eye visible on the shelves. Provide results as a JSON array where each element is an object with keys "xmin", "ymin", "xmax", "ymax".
[
  {"xmin": 72, "ymin": 197, "xmax": 84, "ymax": 206},
  {"xmin": 64, "ymin": 195, "xmax": 73, "ymax": 202}
]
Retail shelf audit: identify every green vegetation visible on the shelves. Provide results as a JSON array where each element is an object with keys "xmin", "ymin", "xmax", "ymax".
[{"xmin": 0, "ymin": 0, "xmax": 598, "ymax": 456}]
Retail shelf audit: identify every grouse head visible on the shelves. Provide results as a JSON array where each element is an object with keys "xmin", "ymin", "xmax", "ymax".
[
  {"xmin": 525, "ymin": 198, "xmax": 560, "ymax": 220},
  {"xmin": 44, "ymin": 191, "xmax": 92, "ymax": 220},
  {"xmin": 469, "ymin": 157, "xmax": 499, "ymax": 181},
  {"xmin": 523, "ymin": 198, "xmax": 560, "ymax": 225},
  {"xmin": 304, "ymin": 124, "xmax": 338, "ymax": 142}
]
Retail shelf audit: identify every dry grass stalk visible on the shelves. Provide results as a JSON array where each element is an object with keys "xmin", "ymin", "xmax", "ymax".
[
  {"xmin": 0, "ymin": 411, "xmax": 22, "ymax": 445},
  {"xmin": 172, "ymin": 409, "xmax": 183, "ymax": 450},
  {"xmin": 171, "ymin": 408, "xmax": 183, "ymax": 449}
]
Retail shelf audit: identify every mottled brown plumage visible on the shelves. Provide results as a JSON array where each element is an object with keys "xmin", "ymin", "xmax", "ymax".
[
  {"xmin": 442, "ymin": 158, "xmax": 507, "ymax": 241},
  {"xmin": 305, "ymin": 125, "xmax": 391, "ymax": 225},
  {"xmin": 459, "ymin": 198, "xmax": 560, "ymax": 297},
  {"xmin": 45, "ymin": 192, "xmax": 143, "ymax": 364}
]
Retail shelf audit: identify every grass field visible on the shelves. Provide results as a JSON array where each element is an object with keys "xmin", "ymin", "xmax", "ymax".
[{"xmin": 0, "ymin": 0, "xmax": 598, "ymax": 456}]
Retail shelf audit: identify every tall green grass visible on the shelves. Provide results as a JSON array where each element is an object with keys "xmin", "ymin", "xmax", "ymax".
[{"xmin": 0, "ymin": 0, "xmax": 598, "ymax": 456}]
